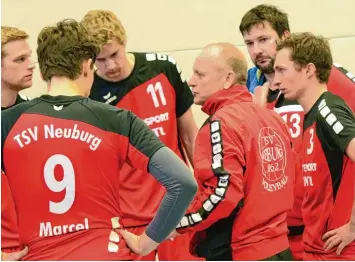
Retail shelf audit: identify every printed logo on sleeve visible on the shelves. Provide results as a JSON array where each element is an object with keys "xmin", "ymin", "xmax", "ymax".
[{"xmin": 258, "ymin": 127, "xmax": 288, "ymax": 192}]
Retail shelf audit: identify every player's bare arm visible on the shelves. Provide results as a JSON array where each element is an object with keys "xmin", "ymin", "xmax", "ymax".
[{"xmin": 177, "ymin": 108, "xmax": 198, "ymax": 167}]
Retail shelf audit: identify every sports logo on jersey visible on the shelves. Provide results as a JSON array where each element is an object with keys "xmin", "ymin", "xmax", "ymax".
[
  {"xmin": 103, "ymin": 92, "xmax": 118, "ymax": 104},
  {"xmin": 258, "ymin": 127, "xmax": 288, "ymax": 192}
]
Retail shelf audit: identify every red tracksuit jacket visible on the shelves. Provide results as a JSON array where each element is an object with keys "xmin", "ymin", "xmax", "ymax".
[{"xmin": 177, "ymin": 85, "xmax": 295, "ymax": 261}]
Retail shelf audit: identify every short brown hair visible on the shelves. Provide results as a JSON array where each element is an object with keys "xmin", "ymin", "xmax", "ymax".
[
  {"xmin": 277, "ymin": 32, "xmax": 332, "ymax": 83},
  {"xmin": 81, "ymin": 10, "xmax": 127, "ymax": 47},
  {"xmin": 239, "ymin": 4, "xmax": 290, "ymax": 38},
  {"xmin": 1, "ymin": 26, "xmax": 29, "ymax": 57},
  {"xmin": 37, "ymin": 19, "xmax": 100, "ymax": 81}
]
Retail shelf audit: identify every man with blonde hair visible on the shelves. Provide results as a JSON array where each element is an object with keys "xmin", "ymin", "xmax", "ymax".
[
  {"xmin": 81, "ymin": 10, "xmax": 200, "ymax": 261},
  {"xmin": 1, "ymin": 25, "xmax": 35, "ymax": 260}
]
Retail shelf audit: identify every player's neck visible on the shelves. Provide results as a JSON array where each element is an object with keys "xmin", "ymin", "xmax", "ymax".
[
  {"xmin": 298, "ymin": 83, "xmax": 328, "ymax": 114},
  {"xmin": 264, "ymin": 72, "xmax": 274, "ymax": 83},
  {"xmin": 1, "ymin": 83, "xmax": 18, "ymax": 108},
  {"xmin": 47, "ymin": 77, "xmax": 86, "ymax": 97}
]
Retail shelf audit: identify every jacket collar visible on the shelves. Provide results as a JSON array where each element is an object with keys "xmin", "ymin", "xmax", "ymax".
[{"xmin": 201, "ymin": 84, "xmax": 252, "ymax": 116}]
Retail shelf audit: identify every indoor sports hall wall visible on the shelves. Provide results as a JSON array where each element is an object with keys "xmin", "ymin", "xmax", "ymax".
[{"xmin": 2, "ymin": 0, "xmax": 355, "ymax": 127}]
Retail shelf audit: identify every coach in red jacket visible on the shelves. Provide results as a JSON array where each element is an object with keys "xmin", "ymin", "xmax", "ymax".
[{"xmin": 174, "ymin": 43, "xmax": 295, "ymax": 261}]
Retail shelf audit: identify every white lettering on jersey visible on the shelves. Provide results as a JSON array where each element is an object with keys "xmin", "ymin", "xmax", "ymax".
[
  {"xmin": 13, "ymin": 124, "xmax": 102, "ymax": 151},
  {"xmin": 151, "ymin": 127, "xmax": 167, "ymax": 137},
  {"xmin": 13, "ymin": 126, "xmax": 38, "ymax": 148},
  {"xmin": 318, "ymin": 99, "xmax": 344, "ymax": 135},
  {"xmin": 303, "ymin": 176, "xmax": 314, "ymax": 187},
  {"xmin": 144, "ymin": 112, "xmax": 169, "ymax": 126},
  {"xmin": 258, "ymin": 127, "xmax": 288, "ymax": 192},
  {"xmin": 302, "ymin": 163, "xmax": 317, "ymax": 172},
  {"xmin": 39, "ymin": 218, "xmax": 89, "ymax": 237}
]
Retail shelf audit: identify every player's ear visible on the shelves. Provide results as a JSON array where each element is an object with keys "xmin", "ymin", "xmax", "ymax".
[
  {"xmin": 281, "ymin": 30, "xmax": 290, "ymax": 40},
  {"xmin": 305, "ymin": 63, "xmax": 317, "ymax": 79},
  {"xmin": 82, "ymin": 59, "xmax": 93, "ymax": 77},
  {"xmin": 223, "ymin": 71, "xmax": 236, "ymax": 89}
]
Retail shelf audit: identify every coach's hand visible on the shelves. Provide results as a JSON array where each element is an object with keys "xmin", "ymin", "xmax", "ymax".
[
  {"xmin": 253, "ymin": 82, "xmax": 270, "ymax": 107},
  {"xmin": 119, "ymin": 230, "xmax": 158, "ymax": 256},
  {"xmin": 322, "ymin": 223, "xmax": 355, "ymax": 255},
  {"xmin": 1, "ymin": 246, "xmax": 28, "ymax": 261}
]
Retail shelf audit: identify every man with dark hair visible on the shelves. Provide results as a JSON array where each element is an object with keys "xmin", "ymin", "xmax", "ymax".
[
  {"xmin": 274, "ymin": 32, "xmax": 355, "ymax": 261},
  {"xmin": 1, "ymin": 19, "xmax": 197, "ymax": 260},
  {"xmin": 240, "ymin": 5, "xmax": 355, "ymax": 260},
  {"xmin": 122, "ymin": 42, "xmax": 296, "ymax": 261}
]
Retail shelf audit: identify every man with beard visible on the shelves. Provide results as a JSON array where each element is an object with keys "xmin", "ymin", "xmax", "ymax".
[{"xmin": 240, "ymin": 5, "xmax": 355, "ymax": 260}]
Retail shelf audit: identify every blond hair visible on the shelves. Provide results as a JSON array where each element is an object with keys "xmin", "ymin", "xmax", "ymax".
[
  {"xmin": 81, "ymin": 10, "xmax": 127, "ymax": 47},
  {"xmin": 1, "ymin": 26, "xmax": 29, "ymax": 57}
]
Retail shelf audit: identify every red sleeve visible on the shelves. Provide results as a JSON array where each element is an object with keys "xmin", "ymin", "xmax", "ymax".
[{"xmin": 177, "ymin": 119, "xmax": 245, "ymax": 233}]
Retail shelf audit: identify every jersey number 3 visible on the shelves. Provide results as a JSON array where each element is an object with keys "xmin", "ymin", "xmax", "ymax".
[{"xmin": 44, "ymin": 154, "xmax": 75, "ymax": 214}]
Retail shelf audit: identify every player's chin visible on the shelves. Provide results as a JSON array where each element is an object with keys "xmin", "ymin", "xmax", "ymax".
[
  {"xmin": 283, "ymin": 92, "xmax": 297, "ymax": 101},
  {"xmin": 193, "ymin": 96, "xmax": 204, "ymax": 106}
]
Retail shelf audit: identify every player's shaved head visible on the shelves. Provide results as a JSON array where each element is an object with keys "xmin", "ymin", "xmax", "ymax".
[{"xmin": 199, "ymin": 43, "xmax": 247, "ymax": 85}]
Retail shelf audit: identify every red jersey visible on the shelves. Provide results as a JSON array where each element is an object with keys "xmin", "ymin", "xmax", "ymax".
[
  {"xmin": 267, "ymin": 64, "xmax": 355, "ymax": 234},
  {"xmin": 1, "ymin": 96, "xmax": 164, "ymax": 260},
  {"xmin": 302, "ymin": 92, "xmax": 355, "ymax": 259},
  {"xmin": 89, "ymin": 52, "xmax": 193, "ymax": 227},
  {"xmin": 177, "ymin": 85, "xmax": 295, "ymax": 261}
]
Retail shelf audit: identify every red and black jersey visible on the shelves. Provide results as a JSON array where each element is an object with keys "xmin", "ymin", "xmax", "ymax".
[
  {"xmin": 1, "ymin": 95, "xmax": 164, "ymax": 260},
  {"xmin": 1, "ymin": 92, "xmax": 30, "ymax": 252},
  {"xmin": 177, "ymin": 85, "xmax": 295, "ymax": 261},
  {"xmin": 89, "ymin": 52, "xmax": 194, "ymax": 227},
  {"xmin": 302, "ymin": 91, "xmax": 355, "ymax": 257}
]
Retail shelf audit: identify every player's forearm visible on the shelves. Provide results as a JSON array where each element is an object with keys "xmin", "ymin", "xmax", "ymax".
[
  {"xmin": 146, "ymin": 147, "xmax": 197, "ymax": 243},
  {"xmin": 181, "ymin": 136, "xmax": 195, "ymax": 167}
]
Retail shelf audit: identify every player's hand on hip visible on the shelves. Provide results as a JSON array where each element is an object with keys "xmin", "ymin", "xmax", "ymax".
[
  {"xmin": 253, "ymin": 82, "xmax": 270, "ymax": 107},
  {"xmin": 167, "ymin": 229, "xmax": 180, "ymax": 240},
  {"xmin": 1, "ymin": 246, "xmax": 28, "ymax": 261},
  {"xmin": 118, "ymin": 229, "xmax": 158, "ymax": 256},
  {"xmin": 322, "ymin": 223, "xmax": 355, "ymax": 255}
]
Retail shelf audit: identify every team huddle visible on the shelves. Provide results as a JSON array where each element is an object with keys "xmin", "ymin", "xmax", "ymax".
[{"xmin": 1, "ymin": 4, "xmax": 355, "ymax": 261}]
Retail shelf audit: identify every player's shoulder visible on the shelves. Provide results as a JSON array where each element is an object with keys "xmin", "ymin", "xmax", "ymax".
[
  {"xmin": 2, "ymin": 98, "xmax": 40, "ymax": 131},
  {"xmin": 83, "ymin": 98, "xmax": 131, "ymax": 120},
  {"xmin": 318, "ymin": 91, "xmax": 348, "ymax": 110},
  {"xmin": 82, "ymin": 98, "xmax": 135, "ymax": 133},
  {"xmin": 136, "ymin": 52, "xmax": 182, "ymax": 74}
]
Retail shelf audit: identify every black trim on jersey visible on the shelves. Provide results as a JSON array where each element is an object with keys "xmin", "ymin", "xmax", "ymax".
[
  {"xmin": 89, "ymin": 52, "xmax": 193, "ymax": 118},
  {"xmin": 2, "ymin": 95, "xmax": 164, "ymax": 172},
  {"xmin": 304, "ymin": 92, "xmax": 355, "ymax": 201}
]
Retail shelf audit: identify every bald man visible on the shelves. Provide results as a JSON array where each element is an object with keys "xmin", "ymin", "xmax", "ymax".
[{"xmin": 122, "ymin": 43, "xmax": 296, "ymax": 260}]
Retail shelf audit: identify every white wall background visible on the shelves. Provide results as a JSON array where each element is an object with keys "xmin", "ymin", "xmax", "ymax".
[{"xmin": 2, "ymin": 0, "xmax": 355, "ymax": 127}]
